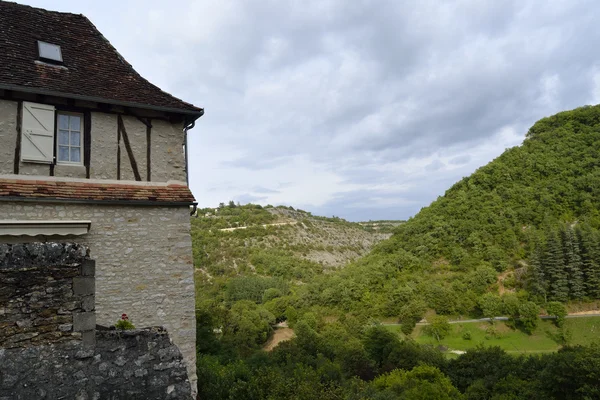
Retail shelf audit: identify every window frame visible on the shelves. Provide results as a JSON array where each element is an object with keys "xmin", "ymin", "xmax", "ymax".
[{"xmin": 55, "ymin": 111, "xmax": 84, "ymax": 166}]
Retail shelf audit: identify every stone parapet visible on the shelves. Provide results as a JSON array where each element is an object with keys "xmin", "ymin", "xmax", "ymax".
[
  {"xmin": 0, "ymin": 327, "xmax": 192, "ymax": 399},
  {"xmin": 0, "ymin": 243, "xmax": 95, "ymax": 348}
]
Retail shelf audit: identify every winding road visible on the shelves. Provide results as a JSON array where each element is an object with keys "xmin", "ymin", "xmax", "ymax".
[{"xmin": 381, "ymin": 312, "xmax": 600, "ymax": 326}]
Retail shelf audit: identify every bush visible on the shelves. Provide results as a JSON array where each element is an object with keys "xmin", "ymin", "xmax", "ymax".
[
  {"xmin": 462, "ymin": 331, "xmax": 472, "ymax": 341},
  {"xmin": 545, "ymin": 301, "xmax": 567, "ymax": 327},
  {"xmin": 423, "ymin": 316, "xmax": 451, "ymax": 342},
  {"xmin": 115, "ymin": 313, "xmax": 135, "ymax": 330}
]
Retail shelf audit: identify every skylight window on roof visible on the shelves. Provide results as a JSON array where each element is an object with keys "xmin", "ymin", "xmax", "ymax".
[{"xmin": 37, "ymin": 41, "xmax": 63, "ymax": 63}]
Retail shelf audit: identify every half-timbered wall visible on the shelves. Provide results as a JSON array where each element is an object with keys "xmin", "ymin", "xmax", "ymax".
[{"xmin": 0, "ymin": 99, "xmax": 187, "ymax": 183}]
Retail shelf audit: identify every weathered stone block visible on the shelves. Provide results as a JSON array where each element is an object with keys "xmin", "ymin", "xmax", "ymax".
[
  {"xmin": 80, "ymin": 260, "xmax": 95, "ymax": 277},
  {"xmin": 81, "ymin": 295, "xmax": 95, "ymax": 312},
  {"xmin": 73, "ymin": 277, "xmax": 95, "ymax": 296},
  {"xmin": 73, "ymin": 312, "xmax": 96, "ymax": 332},
  {"xmin": 82, "ymin": 330, "xmax": 96, "ymax": 347}
]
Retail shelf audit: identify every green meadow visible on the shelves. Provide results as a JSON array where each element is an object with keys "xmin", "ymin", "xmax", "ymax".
[{"xmin": 385, "ymin": 316, "xmax": 600, "ymax": 353}]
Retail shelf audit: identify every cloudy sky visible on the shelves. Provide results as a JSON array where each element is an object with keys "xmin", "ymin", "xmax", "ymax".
[{"xmin": 20, "ymin": 0, "xmax": 600, "ymax": 221}]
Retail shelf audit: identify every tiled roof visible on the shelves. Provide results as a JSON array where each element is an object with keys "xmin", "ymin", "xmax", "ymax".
[
  {"xmin": 0, "ymin": 178, "xmax": 196, "ymax": 204},
  {"xmin": 0, "ymin": 1, "xmax": 203, "ymax": 115}
]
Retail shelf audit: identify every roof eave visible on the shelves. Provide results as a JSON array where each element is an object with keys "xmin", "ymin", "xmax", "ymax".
[{"xmin": 0, "ymin": 83, "xmax": 204, "ymax": 119}]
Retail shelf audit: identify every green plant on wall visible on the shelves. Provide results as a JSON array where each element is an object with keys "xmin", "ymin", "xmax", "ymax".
[{"xmin": 115, "ymin": 313, "xmax": 135, "ymax": 330}]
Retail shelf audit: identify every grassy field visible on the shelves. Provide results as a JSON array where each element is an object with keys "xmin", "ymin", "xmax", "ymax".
[{"xmin": 385, "ymin": 316, "xmax": 600, "ymax": 354}]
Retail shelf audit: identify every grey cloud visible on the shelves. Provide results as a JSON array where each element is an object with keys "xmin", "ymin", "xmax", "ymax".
[
  {"xmin": 252, "ymin": 186, "xmax": 280, "ymax": 194},
  {"xmin": 233, "ymin": 194, "xmax": 269, "ymax": 204},
  {"xmin": 21, "ymin": 0, "xmax": 600, "ymax": 220},
  {"xmin": 449, "ymin": 155, "xmax": 472, "ymax": 166}
]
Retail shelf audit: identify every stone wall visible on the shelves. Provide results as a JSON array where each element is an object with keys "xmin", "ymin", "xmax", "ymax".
[
  {"xmin": 151, "ymin": 119, "xmax": 186, "ymax": 182},
  {"xmin": 0, "ymin": 99, "xmax": 17, "ymax": 175},
  {"xmin": 0, "ymin": 243, "xmax": 95, "ymax": 348},
  {"xmin": 90, "ymin": 111, "xmax": 118, "ymax": 180},
  {"xmin": 0, "ymin": 327, "xmax": 192, "ymax": 400},
  {"xmin": 0, "ymin": 202, "xmax": 197, "ymax": 390}
]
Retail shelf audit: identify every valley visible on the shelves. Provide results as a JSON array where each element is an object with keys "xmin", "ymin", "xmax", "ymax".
[{"xmin": 192, "ymin": 105, "xmax": 600, "ymax": 399}]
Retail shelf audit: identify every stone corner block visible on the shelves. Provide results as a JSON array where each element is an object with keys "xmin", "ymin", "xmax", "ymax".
[
  {"xmin": 73, "ymin": 312, "xmax": 96, "ymax": 332},
  {"xmin": 73, "ymin": 277, "xmax": 95, "ymax": 296},
  {"xmin": 81, "ymin": 295, "xmax": 95, "ymax": 312},
  {"xmin": 80, "ymin": 259, "xmax": 96, "ymax": 277}
]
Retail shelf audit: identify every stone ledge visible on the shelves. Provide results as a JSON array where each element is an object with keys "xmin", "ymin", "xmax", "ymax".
[{"xmin": 0, "ymin": 243, "xmax": 88, "ymax": 270}]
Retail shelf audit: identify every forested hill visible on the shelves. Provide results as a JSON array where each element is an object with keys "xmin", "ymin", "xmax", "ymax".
[
  {"xmin": 299, "ymin": 105, "xmax": 600, "ymax": 320},
  {"xmin": 374, "ymin": 104, "xmax": 600, "ymax": 271},
  {"xmin": 193, "ymin": 106, "xmax": 600, "ymax": 399}
]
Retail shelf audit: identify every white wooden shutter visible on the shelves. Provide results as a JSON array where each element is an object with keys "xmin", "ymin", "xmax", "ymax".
[{"xmin": 21, "ymin": 101, "xmax": 55, "ymax": 163}]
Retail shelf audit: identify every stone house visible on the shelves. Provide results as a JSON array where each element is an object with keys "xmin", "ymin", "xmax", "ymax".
[{"xmin": 0, "ymin": 1, "xmax": 202, "ymax": 391}]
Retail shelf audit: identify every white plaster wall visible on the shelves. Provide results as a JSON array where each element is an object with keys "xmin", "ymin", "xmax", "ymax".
[
  {"xmin": 53, "ymin": 164, "xmax": 87, "ymax": 178},
  {"xmin": 90, "ymin": 112, "xmax": 118, "ymax": 180},
  {"xmin": 151, "ymin": 119, "xmax": 186, "ymax": 182},
  {"xmin": 121, "ymin": 115, "xmax": 147, "ymax": 182},
  {"xmin": 0, "ymin": 202, "xmax": 197, "ymax": 392},
  {"xmin": 0, "ymin": 100, "xmax": 17, "ymax": 175}
]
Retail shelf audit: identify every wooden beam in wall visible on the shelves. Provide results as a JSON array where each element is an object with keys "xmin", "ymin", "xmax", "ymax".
[
  {"xmin": 13, "ymin": 100, "xmax": 22, "ymax": 174},
  {"xmin": 84, "ymin": 111, "xmax": 91, "ymax": 179},
  {"xmin": 117, "ymin": 114, "xmax": 141, "ymax": 181},
  {"xmin": 146, "ymin": 119, "xmax": 152, "ymax": 181},
  {"xmin": 117, "ymin": 117, "xmax": 121, "ymax": 180}
]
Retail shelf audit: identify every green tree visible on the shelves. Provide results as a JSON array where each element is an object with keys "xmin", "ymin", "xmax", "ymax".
[
  {"xmin": 528, "ymin": 235, "xmax": 548, "ymax": 302},
  {"xmin": 517, "ymin": 301, "xmax": 540, "ymax": 334},
  {"xmin": 578, "ymin": 225, "xmax": 600, "ymax": 298},
  {"xmin": 545, "ymin": 301, "xmax": 567, "ymax": 327},
  {"xmin": 478, "ymin": 293, "xmax": 503, "ymax": 323},
  {"xmin": 372, "ymin": 366, "xmax": 463, "ymax": 400},
  {"xmin": 222, "ymin": 300, "xmax": 275, "ymax": 352},
  {"xmin": 546, "ymin": 231, "xmax": 569, "ymax": 302},
  {"xmin": 398, "ymin": 299, "xmax": 426, "ymax": 336},
  {"xmin": 424, "ymin": 316, "xmax": 451, "ymax": 342},
  {"xmin": 562, "ymin": 226, "xmax": 585, "ymax": 300}
]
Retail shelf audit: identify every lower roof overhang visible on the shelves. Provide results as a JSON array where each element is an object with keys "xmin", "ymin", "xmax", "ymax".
[{"xmin": 0, "ymin": 220, "xmax": 91, "ymax": 236}]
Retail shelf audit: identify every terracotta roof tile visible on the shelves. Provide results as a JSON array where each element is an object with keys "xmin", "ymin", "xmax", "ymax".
[
  {"xmin": 0, "ymin": 178, "xmax": 195, "ymax": 204},
  {"xmin": 0, "ymin": 1, "xmax": 203, "ymax": 115}
]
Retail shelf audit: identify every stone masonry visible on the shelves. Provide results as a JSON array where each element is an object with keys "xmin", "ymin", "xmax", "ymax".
[
  {"xmin": 0, "ymin": 203, "xmax": 197, "ymax": 391},
  {"xmin": 0, "ymin": 327, "xmax": 192, "ymax": 400},
  {"xmin": 0, "ymin": 243, "xmax": 95, "ymax": 348}
]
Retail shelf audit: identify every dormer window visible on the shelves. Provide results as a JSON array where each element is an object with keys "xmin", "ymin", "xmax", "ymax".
[{"xmin": 37, "ymin": 40, "xmax": 62, "ymax": 63}]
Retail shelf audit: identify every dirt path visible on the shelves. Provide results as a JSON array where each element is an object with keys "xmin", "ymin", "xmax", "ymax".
[
  {"xmin": 263, "ymin": 327, "xmax": 295, "ymax": 351},
  {"xmin": 219, "ymin": 221, "xmax": 298, "ymax": 232},
  {"xmin": 567, "ymin": 310, "xmax": 600, "ymax": 316}
]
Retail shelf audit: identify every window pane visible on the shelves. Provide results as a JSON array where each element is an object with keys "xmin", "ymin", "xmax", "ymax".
[
  {"xmin": 70, "ymin": 147, "xmax": 81, "ymax": 163},
  {"xmin": 70, "ymin": 116, "xmax": 81, "ymax": 131},
  {"xmin": 58, "ymin": 114, "xmax": 68, "ymax": 130},
  {"xmin": 58, "ymin": 146, "xmax": 69, "ymax": 161},
  {"xmin": 58, "ymin": 130, "xmax": 69, "ymax": 145},
  {"xmin": 70, "ymin": 132, "xmax": 81, "ymax": 146}
]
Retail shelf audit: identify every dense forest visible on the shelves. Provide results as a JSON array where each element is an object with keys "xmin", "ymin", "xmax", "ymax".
[{"xmin": 193, "ymin": 105, "xmax": 600, "ymax": 398}]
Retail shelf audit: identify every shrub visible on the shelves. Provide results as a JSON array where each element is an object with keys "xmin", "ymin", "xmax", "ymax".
[{"xmin": 115, "ymin": 313, "xmax": 135, "ymax": 330}]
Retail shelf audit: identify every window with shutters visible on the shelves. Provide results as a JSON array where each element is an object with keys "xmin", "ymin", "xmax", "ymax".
[
  {"xmin": 56, "ymin": 112, "xmax": 83, "ymax": 164},
  {"xmin": 20, "ymin": 102, "xmax": 55, "ymax": 163},
  {"xmin": 20, "ymin": 102, "xmax": 85, "ymax": 166}
]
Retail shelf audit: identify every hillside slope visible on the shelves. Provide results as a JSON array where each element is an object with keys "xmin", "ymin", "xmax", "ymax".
[
  {"xmin": 299, "ymin": 105, "xmax": 600, "ymax": 319},
  {"xmin": 192, "ymin": 204, "xmax": 391, "ymax": 279},
  {"xmin": 379, "ymin": 105, "xmax": 600, "ymax": 269}
]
